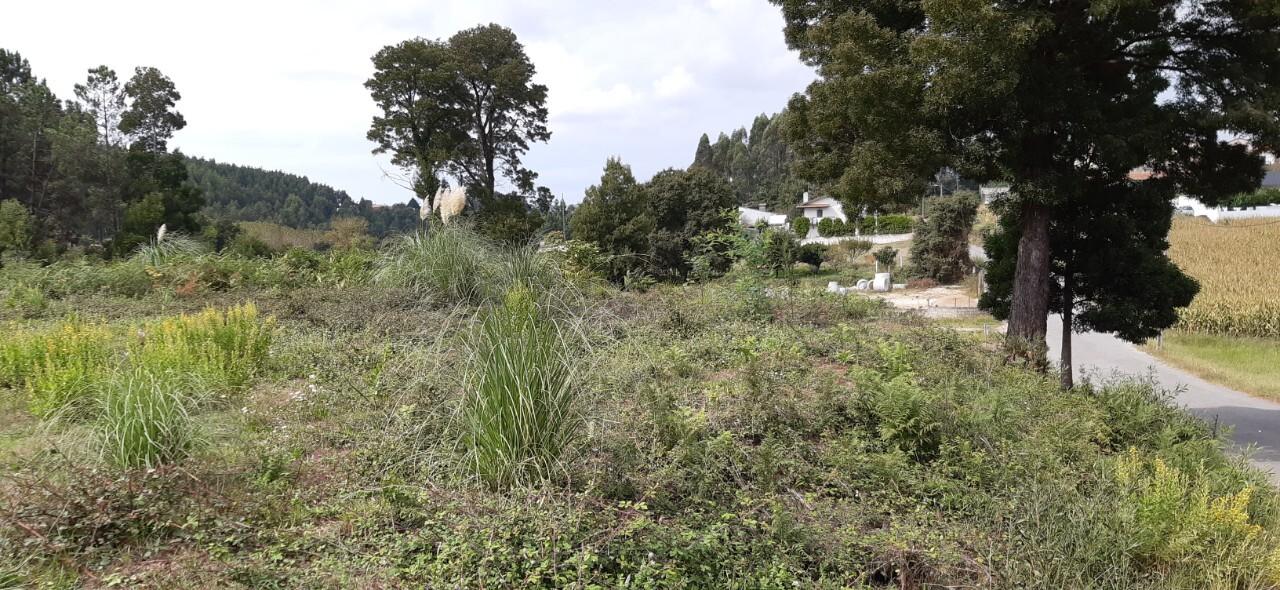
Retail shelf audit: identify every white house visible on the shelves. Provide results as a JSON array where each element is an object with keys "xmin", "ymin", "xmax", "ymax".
[
  {"xmin": 979, "ymin": 185, "xmax": 1011, "ymax": 203},
  {"xmin": 738, "ymin": 205, "xmax": 787, "ymax": 228},
  {"xmin": 796, "ymin": 193, "xmax": 848, "ymax": 224}
]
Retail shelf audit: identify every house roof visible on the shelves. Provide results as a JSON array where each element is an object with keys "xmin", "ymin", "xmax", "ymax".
[{"xmin": 797, "ymin": 197, "xmax": 833, "ymax": 208}]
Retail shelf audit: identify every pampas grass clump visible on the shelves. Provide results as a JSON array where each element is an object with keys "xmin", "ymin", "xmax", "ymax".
[
  {"xmin": 460, "ymin": 285, "xmax": 580, "ymax": 489},
  {"xmin": 96, "ymin": 367, "xmax": 198, "ymax": 469},
  {"xmin": 374, "ymin": 225, "xmax": 489, "ymax": 303}
]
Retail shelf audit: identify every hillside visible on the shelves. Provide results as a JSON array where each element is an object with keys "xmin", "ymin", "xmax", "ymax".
[{"xmin": 186, "ymin": 157, "xmax": 420, "ymax": 237}]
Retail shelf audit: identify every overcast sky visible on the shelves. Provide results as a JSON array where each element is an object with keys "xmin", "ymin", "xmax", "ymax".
[{"xmin": 3, "ymin": 0, "xmax": 814, "ymax": 205}]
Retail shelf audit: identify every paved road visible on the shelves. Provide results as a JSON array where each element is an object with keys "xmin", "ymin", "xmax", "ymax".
[{"xmin": 1046, "ymin": 317, "xmax": 1280, "ymax": 479}]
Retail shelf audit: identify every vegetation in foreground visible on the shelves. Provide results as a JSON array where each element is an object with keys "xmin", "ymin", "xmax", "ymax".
[{"xmin": 1, "ymin": 227, "xmax": 1278, "ymax": 588}]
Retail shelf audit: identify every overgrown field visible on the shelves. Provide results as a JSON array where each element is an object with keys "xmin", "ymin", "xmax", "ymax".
[
  {"xmin": 1168, "ymin": 217, "xmax": 1280, "ymax": 337},
  {"xmin": 2, "ymin": 228, "xmax": 1279, "ymax": 588}
]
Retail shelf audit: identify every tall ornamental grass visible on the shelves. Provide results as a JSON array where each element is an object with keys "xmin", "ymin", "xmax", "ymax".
[
  {"xmin": 95, "ymin": 367, "xmax": 197, "ymax": 469},
  {"xmin": 461, "ymin": 286, "xmax": 580, "ymax": 489},
  {"xmin": 375, "ymin": 225, "xmax": 489, "ymax": 303}
]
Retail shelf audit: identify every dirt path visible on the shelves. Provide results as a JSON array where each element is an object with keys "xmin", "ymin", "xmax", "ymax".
[{"xmin": 1047, "ymin": 316, "xmax": 1280, "ymax": 481}]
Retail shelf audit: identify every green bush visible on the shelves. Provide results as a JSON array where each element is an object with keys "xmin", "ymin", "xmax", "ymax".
[
  {"xmin": 909, "ymin": 192, "xmax": 979, "ymax": 283},
  {"xmin": 860, "ymin": 214, "xmax": 915, "ymax": 234},
  {"xmin": 2, "ymin": 282, "xmax": 47, "ymax": 318},
  {"xmin": 762, "ymin": 229, "xmax": 799, "ymax": 276},
  {"xmin": 461, "ymin": 286, "xmax": 580, "ymax": 489},
  {"xmin": 1227, "ymin": 188, "xmax": 1280, "ymax": 208},
  {"xmin": 790, "ymin": 216, "xmax": 810, "ymax": 237},
  {"xmin": 817, "ymin": 218, "xmax": 856, "ymax": 237}
]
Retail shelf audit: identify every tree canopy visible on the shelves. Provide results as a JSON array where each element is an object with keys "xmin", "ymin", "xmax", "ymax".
[
  {"xmin": 688, "ymin": 111, "xmax": 810, "ymax": 213},
  {"xmin": 366, "ymin": 23, "xmax": 550, "ymax": 219},
  {"xmin": 772, "ymin": 0, "xmax": 1280, "ymax": 357}
]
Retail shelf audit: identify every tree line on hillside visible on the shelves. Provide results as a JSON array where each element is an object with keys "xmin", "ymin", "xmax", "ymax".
[
  {"xmin": 0, "ymin": 50, "xmax": 201, "ymax": 256},
  {"xmin": 689, "ymin": 112, "xmax": 811, "ymax": 213},
  {"xmin": 187, "ymin": 158, "xmax": 419, "ymax": 238}
]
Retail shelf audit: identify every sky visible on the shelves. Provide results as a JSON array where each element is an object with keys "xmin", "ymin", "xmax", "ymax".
[{"xmin": 2, "ymin": 0, "xmax": 815, "ymax": 205}]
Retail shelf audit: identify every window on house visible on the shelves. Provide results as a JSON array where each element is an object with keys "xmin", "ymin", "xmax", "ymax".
[{"xmin": 815, "ymin": 209, "xmax": 823, "ymax": 218}]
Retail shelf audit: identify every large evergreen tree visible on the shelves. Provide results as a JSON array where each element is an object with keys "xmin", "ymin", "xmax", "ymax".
[
  {"xmin": 981, "ymin": 180, "xmax": 1199, "ymax": 386},
  {"xmin": 366, "ymin": 24, "xmax": 551, "ymax": 235},
  {"xmin": 570, "ymin": 158, "xmax": 652, "ymax": 281},
  {"xmin": 771, "ymin": 0, "xmax": 1280, "ymax": 361}
]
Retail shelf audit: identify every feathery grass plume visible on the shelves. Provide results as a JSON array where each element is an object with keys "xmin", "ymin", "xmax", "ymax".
[
  {"xmin": 131, "ymin": 232, "xmax": 206, "ymax": 267},
  {"xmin": 374, "ymin": 224, "xmax": 490, "ymax": 303},
  {"xmin": 95, "ymin": 366, "xmax": 198, "ymax": 469},
  {"xmin": 460, "ymin": 285, "xmax": 580, "ymax": 489},
  {"xmin": 434, "ymin": 186, "xmax": 468, "ymax": 225}
]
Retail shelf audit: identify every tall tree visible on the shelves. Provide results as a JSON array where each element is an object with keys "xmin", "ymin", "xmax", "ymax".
[
  {"xmin": 74, "ymin": 66, "xmax": 126, "ymax": 147},
  {"xmin": 692, "ymin": 133, "xmax": 714, "ymax": 170},
  {"xmin": 120, "ymin": 67, "xmax": 186, "ymax": 153},
  {"xmin": 644, "ymin": 167, "xmax": 735, "ymax": 279},
  {"xmin": 772, "ymin": 0, "xmax": 1280, "ymax": 361},
  {"xmin": 982, "ymin": 179, "xmax": 1199, "ymax": 387},
  {"xmin": 366, "ymin": 24, "xmax": 550, "ymax": 228},
  {"xmin": 444, "ymin": 24, "xmax": 550, "ymax": 202},
  {"xmin": 570, "ymin": 158, "xmax": 652, "ymax": 281},
  {"xmin": 365, "ymin": 38, "xmax": 465, "ymax": 213}
]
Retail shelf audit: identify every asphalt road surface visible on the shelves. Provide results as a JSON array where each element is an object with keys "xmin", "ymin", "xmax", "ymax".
[{"xmin": 1046, "ymin": 316, "xmax": 1280, "ymax": 480}]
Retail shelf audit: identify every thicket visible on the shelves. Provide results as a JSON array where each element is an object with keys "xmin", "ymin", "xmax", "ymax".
[{"xmin": 0, "ymin": 225, "xmax": 1277, "ymax": 588}]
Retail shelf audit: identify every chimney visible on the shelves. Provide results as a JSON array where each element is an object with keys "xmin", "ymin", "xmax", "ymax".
[{"xmin": 801, "ymin": 191, "xmax": 809, "ymax": 204}]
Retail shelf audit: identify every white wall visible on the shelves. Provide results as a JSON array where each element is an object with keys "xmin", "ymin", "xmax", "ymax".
[{"xmin": 1174, "ymin": 195, "xmax": 1280, "ymax": 223}]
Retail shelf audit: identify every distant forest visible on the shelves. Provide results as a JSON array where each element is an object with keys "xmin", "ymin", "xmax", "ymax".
[
  {"xmin": 689, "ymin": 111, "xmax": 810, "ymax": 213},
  {"xmin": 186, "ymin": 158, "xmax": 420, "ymax": 238}
]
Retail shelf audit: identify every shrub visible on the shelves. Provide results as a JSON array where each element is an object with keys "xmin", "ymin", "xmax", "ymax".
[
  {"xmin": 797, "ymin": 243, "xmax": 827, "ymax": 270},
  {"xmin": 95, "ymin": 367, "xmax": 197, "ymax": 469},
  {"xmin": 873, "ymin": 246, "xmax": 899, "ymax": 268},
  {"xmin": 861, "ymin": 214, "xmax": 915, "ymax": 235},
  {"xmin": 1, "ymin": 321, "xmax": 116, "ymax": 418},
  {"xmin": 909, "ymin": 192, "xmax": 979, "ymax": 283},
  {"xmin": 461, "ymin": 286, "xmax": 579, "ymax": 489},
  {"xmin": 2, "ymin": 282, "xmax": 47, "ymax": 317},
  {"xmin": 134, "ymin": 303, "xmax": 274, "ymax": 389},
  {"xmin": 817, "ymin": 218, "xmax": 855, "ymax": 237},
  {"xmin": 791, "ymin": 216, "xmax": 810, "ymax": 237},
  {"xmin": 375, "ymin": 226, "xmax": 489, "ymax": 303},
  {"xmin": 0, "ymin": 198, "xmax": 33, "ymax": 258},
  {"xmin": 762, "ymin": 229, "xmax": 799, "ymax": 276},
  {"xmin": 131, "ymin": 234, "xmax": 207, "ymax": 267},
  {"xmin": 226, "ymin": 234, "xmax": 276, "ymax": 258},
  {"xmin": 823, "ymin": 239, "xmax": 873, "ymax": 270}
]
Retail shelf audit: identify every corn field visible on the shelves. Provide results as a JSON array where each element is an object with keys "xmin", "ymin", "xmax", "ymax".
[{"xmin": 1168, "ymin": 217, "xmax": 1280, "ymax": 337}]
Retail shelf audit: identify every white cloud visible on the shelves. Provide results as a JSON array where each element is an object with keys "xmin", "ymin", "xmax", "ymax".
[
  {"xmin": 1, "ymin": 0, "xmax": 813, "ymax": 204},
  {"xmin": 654, "ymin": 66, "xmax": 696, "ymax": 100}
]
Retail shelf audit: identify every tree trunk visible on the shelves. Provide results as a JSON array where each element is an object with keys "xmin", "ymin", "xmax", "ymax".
[
  {"xmin": 1006, "ymin": 201, "xmax": 1052, "ymax": 366},
  {"xmin": 1060, "ymin": 272, "xmax": 1074, "ymax": 390}
]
